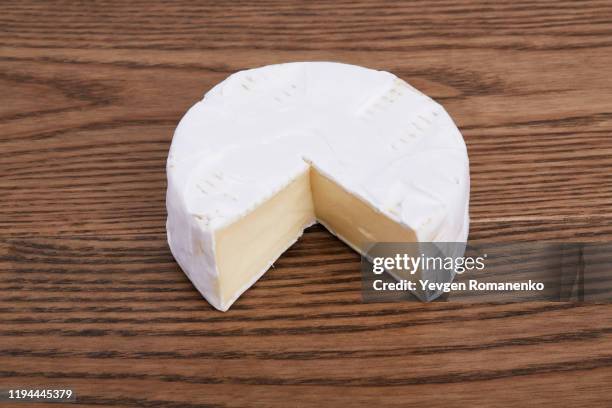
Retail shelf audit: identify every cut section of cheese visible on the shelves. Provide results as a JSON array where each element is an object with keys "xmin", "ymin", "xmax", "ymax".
[
  {"xmin": 215, "ymin": 170, "xmax": 315, "ymax": 308},
  {"xmin": 166, "ymin": 62, "xmax": 470, "ymax": 311},
  {"xmin": 310, "ymin": 168, "xmax": 418, "ymax": 253}
]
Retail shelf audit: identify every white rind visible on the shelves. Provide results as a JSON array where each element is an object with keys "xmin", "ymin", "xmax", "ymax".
[{"xmin": 166, "ymin": 62, "xmax": 470, "ymax": 311}]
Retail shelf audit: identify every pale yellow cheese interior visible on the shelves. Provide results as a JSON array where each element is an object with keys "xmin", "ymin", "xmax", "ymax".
[{"xmin": 214, "ymin": 167, "xmax": 416, "ymax": 306}]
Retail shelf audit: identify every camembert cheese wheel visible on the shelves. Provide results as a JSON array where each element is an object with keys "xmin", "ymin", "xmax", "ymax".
[{"xmin": 166, "ymin": 62, "xmax": 470, "ymax": 311}]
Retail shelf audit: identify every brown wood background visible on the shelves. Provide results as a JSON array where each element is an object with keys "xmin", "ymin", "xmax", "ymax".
[{"xmin": 2, "ymin": 1, "xmax": 612, "ymax": 406}]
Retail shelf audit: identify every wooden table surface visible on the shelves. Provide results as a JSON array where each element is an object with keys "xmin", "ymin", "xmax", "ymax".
[{"xmin": 2, "ymin": 1, "xmax": 612, "ymax": 407}]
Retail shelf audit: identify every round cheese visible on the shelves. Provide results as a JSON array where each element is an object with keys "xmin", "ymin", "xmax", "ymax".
[{"xmin": 166, "ymin": 62, "xmax": 470, "ymax": 311}]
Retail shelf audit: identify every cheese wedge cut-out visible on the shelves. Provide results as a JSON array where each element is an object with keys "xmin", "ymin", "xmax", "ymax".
[{"xmin": 166, "ymin": 62, "xmax": 470, "ymax": 311}]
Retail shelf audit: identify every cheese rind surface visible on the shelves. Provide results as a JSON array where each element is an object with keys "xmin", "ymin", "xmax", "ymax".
[{"xmin": 166, "ymin": 62, "xmax": 470, "ymax": 311}]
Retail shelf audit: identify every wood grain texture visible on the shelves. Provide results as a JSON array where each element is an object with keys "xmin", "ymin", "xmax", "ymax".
[{"xmin": 1, "ymin": 1, "xmax": 612, "ymax": 407}]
